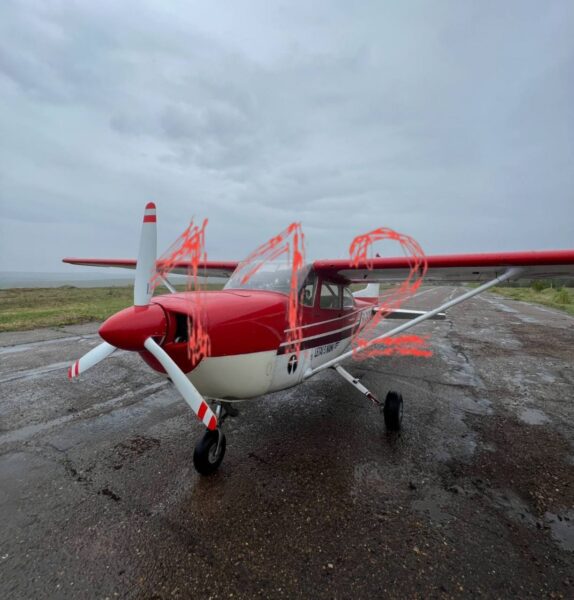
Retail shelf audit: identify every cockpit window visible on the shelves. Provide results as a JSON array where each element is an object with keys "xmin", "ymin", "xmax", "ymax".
[
  {"xmin": 342, "ymin": 287, "xmax": 355, "ymax": 308},
  {"xmin": 320, "ymin": 281, "xmax": 341, "ymax": 309},
  {"xmin": 225, "ymin": 262, "xmax": 312, "ymax": 295},
  {"xmin": 301, "ymin": 271, "xmax": 317, "ymax": 307}
]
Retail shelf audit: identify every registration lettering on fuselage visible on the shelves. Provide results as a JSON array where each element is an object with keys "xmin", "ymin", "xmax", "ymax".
[{"xmin": 313, "ymin": 341, "xmax": 340, "ymax": 358}]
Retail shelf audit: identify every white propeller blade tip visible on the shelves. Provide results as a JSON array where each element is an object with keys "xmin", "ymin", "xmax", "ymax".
[
  {"xmin": 67, "ymin": 342, "xmax": 116, "ymax": 380},
  {"xmin": 68, "ymin": 360, "xmax": 80, "ymax": 379}
]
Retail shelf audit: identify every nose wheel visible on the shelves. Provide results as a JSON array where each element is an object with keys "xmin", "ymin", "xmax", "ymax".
[
  {"xmin": 193, "ymin": 428, "xmax": 226, "ymax": 475},
  {"xmin": 192, "ymin": 401, "xmax": 237, "ymax": 476}
]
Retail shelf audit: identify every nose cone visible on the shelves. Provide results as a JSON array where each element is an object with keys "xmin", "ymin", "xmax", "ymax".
[{"xmin": 99, "ymin": 303, "xmax": 167, "ymax": 351}]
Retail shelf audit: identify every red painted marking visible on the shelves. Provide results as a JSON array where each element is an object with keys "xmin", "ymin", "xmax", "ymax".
[
  {"xmin": 349, "ymin": 228, "xmax": 431, "ymax": 359},
  {"xmin": 143, "ymin": 215, "xmax": 156, "ymax": 223},
  {"xmin": 207, "ymin": 416, "xmax": 217, "ymax": 430},
  {"xmin": 198, "ymin": 401, "xmax": 207, "ymax": 420},
  {"xmin": 67, "ymin": 366, "xmax": 72, "ymax": 380},
  {"xmin": 314, "ymin": 249, "xmax": 574, "ymax": 273},
  {"xmin": 145, "ymin": 202, "xmax": 156, "ymax": 210}
]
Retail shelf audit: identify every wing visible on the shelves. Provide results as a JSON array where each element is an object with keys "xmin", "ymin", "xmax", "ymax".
[
  {"xmin": 313, "ymin": 250, "xmax": 574, "ymax": 283},
  {"xmin": 62, "ymin": 258, "xmax": 239, "ymax": 278},
  {"xmin": 306, "ymin": 248, "xmax": 574, "ymax": 377}
]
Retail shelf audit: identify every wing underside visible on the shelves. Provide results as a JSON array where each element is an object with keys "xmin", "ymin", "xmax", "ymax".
[{"xmin": 313, "ymin": 250, "xmax": 574, "ymax": 283}]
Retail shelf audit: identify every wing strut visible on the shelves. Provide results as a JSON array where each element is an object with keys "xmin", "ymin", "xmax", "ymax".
[
  {"xmin": 158, "ymin": 275, "xmax": 177, "ymax": 294},
  {"xmin": 304, "ymin": 267, "xmax": 523, "ymax": 379}
]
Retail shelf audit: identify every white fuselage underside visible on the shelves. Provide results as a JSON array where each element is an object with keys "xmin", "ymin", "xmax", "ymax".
[{"xmin": 187, "ymin": 333, "xmax": 355, "ymax": 400}]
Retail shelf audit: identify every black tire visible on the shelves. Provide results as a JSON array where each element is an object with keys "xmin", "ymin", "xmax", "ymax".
[
  {"xmin": 193, "ymin": 429, "xmax": 226, "ymax": 475},
  {"xmin": 383, "ymin": 391, "xmax": 403, "ymax": 431}
]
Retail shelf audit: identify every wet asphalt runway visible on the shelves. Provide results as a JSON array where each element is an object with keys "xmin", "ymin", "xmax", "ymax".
[{"xmin": 1, "ymin": 287, "xmax": 573, "ymax": 599}]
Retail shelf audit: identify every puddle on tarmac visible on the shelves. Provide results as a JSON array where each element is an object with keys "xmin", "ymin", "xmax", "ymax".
[
  {"xmin": 489, "ymin": 488, "xmax": 538, "ymax": 528},
  {"xmin": 412, "ymin": 493, "xmax": 455, "ymax": 525},
  {"xmin": 545, "ymin": 511, "xmax": 574, "ymax": 552},
  {"xmin": 519, "ymin": 408, "xmax": 550, "ymax": 425}
]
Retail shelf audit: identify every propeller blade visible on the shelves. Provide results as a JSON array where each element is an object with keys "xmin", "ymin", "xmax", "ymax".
[
  {"xmin": 134, "ymin": 202, "xmax": 158, "ymax": 306},
  {"xmin": 68, "ymin": 341, "xmax": 117, "ymax": 379},
  {"xmin": 143, "ymin": 337, "xmax": 217, "ymax": 430}
]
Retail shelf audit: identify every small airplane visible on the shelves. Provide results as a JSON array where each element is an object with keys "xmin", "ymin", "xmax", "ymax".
[{"xmin": 64, "ymin": 203, "xmax": 574, "ymax": 475}]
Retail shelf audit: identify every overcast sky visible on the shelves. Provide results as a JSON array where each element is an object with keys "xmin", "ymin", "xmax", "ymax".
[{"xmin": 0, "ymin": 0, "xmax": 573, "ymax": 274}]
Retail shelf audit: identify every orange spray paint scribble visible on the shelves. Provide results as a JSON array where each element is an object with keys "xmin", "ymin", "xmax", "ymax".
[
  {"xmin": 151, "ymin": 219, "xmax": 211, "ymax": 365},
  {"xmin": 350, "ymin": 227, "xmax": 432, "ymax": 359},
  {"xmin": 232, "ymin": 223, "xmax": 305, "ymax": 356}
]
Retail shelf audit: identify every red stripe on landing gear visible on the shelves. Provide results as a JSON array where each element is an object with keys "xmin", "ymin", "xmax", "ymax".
[
  {"xmin": 143, "ymin": 215, "xmax": 157, "ymax": 223},
  {"xmin": 69, "ymin": 360, "xmax": 79, "ymax": 378},
  {"xmin": 198, "ymin": 401, "xmax": 207, "ymax": 420},
  {"xmin": 207, "ymin": 416, "xmax": 217, "ymax": 431}
]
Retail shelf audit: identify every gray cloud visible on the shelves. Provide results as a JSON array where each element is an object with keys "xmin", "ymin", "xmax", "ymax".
[{"xmin": 0, "ymin": 0, "xmax": 573, "ymax": 273}]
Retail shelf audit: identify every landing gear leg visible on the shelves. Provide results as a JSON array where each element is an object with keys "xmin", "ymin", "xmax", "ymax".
[
  {"xmin": 332, "ymin": 365, "xmax": 404, "ymax": 432},
  {"xmin": 192, "ymin": 401, "xmax": 238, "ymax": 476}
]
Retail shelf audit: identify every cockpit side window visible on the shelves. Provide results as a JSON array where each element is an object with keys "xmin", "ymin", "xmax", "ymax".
[
  {"xmin": 301, "ymin": 271, "xmax": 317, "ymax": 307},
  {"xmin": 342, "ymin": 286, "xmax": 355, "ymax": 309},
  {"xmin": 320, "ymin": 281, "xmax": 341, "ymax": 310}
]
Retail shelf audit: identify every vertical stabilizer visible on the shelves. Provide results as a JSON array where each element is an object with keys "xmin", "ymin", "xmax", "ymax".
[{"xmin": 353, "ymin": 283, "xmax": 380, "ymax": 299}]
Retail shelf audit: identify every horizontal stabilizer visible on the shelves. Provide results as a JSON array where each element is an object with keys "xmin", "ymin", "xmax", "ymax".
[{"xmin": 373, "ymin": 308, "xmax": 446, "ymax": 320}]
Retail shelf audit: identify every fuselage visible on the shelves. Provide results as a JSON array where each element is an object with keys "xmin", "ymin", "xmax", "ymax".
[{"xmin": 138, "ymin": 287, "xmax": 377, "ymax": 400}]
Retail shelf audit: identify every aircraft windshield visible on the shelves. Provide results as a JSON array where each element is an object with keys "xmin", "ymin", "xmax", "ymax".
[{"xmin": 224, "ymin": 263, "xmax": 312, "ymax": 294}]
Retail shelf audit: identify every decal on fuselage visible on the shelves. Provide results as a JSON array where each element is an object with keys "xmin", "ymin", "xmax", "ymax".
[
  {"xmin": 287, "ymin": 354, "xmax": 298, "ymax": 374},
  {"xmin": 313, "ymin": 341, "xmax": 340, "ymax": 358}
]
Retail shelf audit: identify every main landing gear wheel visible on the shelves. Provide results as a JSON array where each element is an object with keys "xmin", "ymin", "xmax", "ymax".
[
  {"xmin": 383, "ymin": 391, "xmax": 403, "ymax": 431},
  {"xmin": 193, "ymin": 429, "xmax": 226, "ymax": 475}
]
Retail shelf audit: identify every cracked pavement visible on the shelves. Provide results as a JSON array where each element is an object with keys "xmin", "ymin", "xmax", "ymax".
[{"xmin": 1, "ymin": 287, "xmax": 573, "ymax": 599}]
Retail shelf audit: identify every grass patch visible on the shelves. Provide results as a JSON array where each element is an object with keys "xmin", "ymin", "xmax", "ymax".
[
  {"xmin": 0, "ymin": 287, "xmax": 135, "ymax": 332},
  {"xmin": 490, "ymin": 286, "xmax": 574, "ymax": 316},
  {"xmin": 0, "ymin": 284, "xmax": 226, "ymax": 332}
]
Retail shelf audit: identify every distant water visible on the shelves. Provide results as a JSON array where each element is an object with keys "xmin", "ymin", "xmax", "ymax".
[
  {"xmin": 0, "ymin": 272, "xmax": 135, "ymax": 289},
  {"xmin": 0, "ymin": 272, "xmax": 220, "ymax": 289}
]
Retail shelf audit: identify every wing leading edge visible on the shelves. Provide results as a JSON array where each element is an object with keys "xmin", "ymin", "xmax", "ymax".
[
  {"xmin": 62, "ymin": 258, "xmax": 239, "ymax": 279},
  {"xmin": 313, "ymin": 250, "xmax": 574, "ymax": 283}
]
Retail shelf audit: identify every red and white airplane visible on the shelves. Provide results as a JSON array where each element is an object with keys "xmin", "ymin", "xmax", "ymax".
[{"xmin": 64, "ymin": 203, "xmax": 574, "ymax": 475}]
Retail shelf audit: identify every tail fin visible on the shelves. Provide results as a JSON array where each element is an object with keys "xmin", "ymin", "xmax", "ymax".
[{"xmin": 353, "ymin": 283, "xmax": 379, "ymax": 300}]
